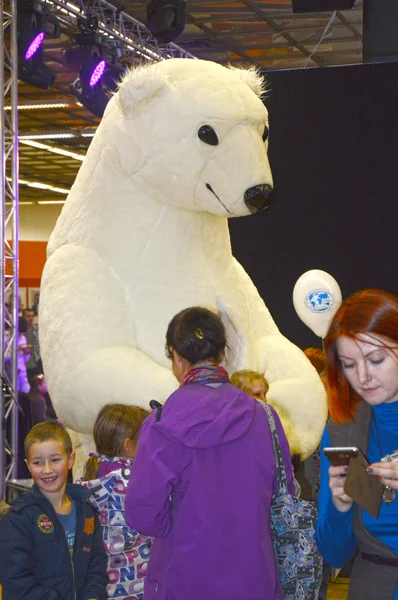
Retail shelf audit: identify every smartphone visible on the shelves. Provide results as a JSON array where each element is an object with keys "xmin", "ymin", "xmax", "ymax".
[
  {"xmin": 323, "ymin": 446, "xmax": 362, "ymax": 466},
  {"xmin": 344, "ymin": 453, "xmax": 384, "ymax": 519}
]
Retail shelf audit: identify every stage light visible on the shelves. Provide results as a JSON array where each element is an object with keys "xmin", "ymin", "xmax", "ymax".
[
  {"xmin": 20, "ymin": 140, "xmax": 85, "ymax": 162},
  {"xmin": 19, "ymin": 132, "xmax": 77, "ymax": 139},
  {"xmin": 90, "ymin": 60, "xmax": 106, "ymax": 87},
  {"xmin": 7, "ymin": 176, "xmax": 69, "ymax": 194},
  {"xmin": 18, "ymin": 178, "xmax": 69, "ymax": 194},
  {"xmin": 25, "ymin": 31, "xmax": 44, "ymax": 59},
  {"xmin": 38, "ymin": 200, "xmax": 66, "ymax": 205},
  {"xmin": 19, "ymin": 129, "xmax": 96, "ymax": 139},
  {"xmin": 147, "ymin": 0, "xmax": 187, "ymax": 44},
  {"xmin": 66, "ymin": 33, "xmax": 125, "ymax": 118},
  {"xmin": 5, "ymin": 99, "xmax": 78, "ymax": 110},
  {"xmin": 17, "ymin": 1, "xmax": 60, "ymax": 89}
]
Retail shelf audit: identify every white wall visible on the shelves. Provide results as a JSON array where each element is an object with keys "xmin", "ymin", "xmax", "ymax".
[{"xmin": 6, "ymin": 204, "xmax": 63, "ymax": 241}]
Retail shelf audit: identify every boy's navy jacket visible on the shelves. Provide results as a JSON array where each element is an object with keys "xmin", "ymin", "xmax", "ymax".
[{"xmin": 0, "ymin": 483, "xmax": 108, "ymax": 600}]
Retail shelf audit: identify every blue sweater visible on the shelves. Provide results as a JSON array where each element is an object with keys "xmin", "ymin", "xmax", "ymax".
[{"xmin": 316, "ymin": 401, "xmax": 398, "ymax": 600}]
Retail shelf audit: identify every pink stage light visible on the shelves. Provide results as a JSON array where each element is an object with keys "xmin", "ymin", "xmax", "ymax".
[
  {"xmin": 25, "ymin": 32, "xmax": 45, "ymax": 60},
  {"xmin": 89, "ymin": 60, "xmax": 106, "ymax": 87}
]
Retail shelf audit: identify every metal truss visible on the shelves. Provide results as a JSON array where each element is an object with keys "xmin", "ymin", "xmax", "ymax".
[
  {"xmin": 0, "ymin": 0, "xmax": 19, "ymax": 501},
  {"xmin": 43, "ymin": 0, "xmax": 196, "ymax": 63}
]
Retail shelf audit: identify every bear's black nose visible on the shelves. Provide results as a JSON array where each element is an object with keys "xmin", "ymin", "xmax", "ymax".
[{"xmin": 244, "ymin": 184, "xmax": 274, "ymax": 214}]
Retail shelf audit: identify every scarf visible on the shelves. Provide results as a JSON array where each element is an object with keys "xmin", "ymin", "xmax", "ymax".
[{"xmin": 180, "ymin": 365, "xmax": 229, "ymax": 387}]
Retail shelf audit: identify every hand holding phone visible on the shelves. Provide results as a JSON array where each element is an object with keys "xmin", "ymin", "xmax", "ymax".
[
  {"xmin": 344, "ymin": 453, "xmax": 384, "ymax": 519},
  {"xmin": 324, "ymin": 447, "xmax": 357, "ymax": 512},
  {"xmin": 323, "ymin": 446, "xmax": 383, "ymax": 518}
]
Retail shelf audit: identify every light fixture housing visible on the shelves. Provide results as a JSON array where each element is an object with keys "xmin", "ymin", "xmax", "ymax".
[
  {"xmin": 66, "ymin": 32, "xmax": 125, "ymax": 118},
  {"xmin": 17, "ymin": 0, "xmax": 60, "ymax": 89},
  {"xmin": 147, "ymin": 0, "xmax": 187, "ymax": 44}
]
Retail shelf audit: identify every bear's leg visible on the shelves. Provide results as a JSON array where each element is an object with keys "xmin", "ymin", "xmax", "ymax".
[{"xmin": 68, "ymin": 429, "xmax": 95, "ymax": 479}]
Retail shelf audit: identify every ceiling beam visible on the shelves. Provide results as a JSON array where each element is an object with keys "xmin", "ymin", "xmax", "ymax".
[
  {"xmin": 187, "ymin": 15, "xmax": 257, "ymax": 64},
  {"xmin": 239, "ymin": 0, "xmax": 325, "ymax": 66},
  {"xmin": 336, "ymin": 10, "xmax": 363, "ymax": 41}
]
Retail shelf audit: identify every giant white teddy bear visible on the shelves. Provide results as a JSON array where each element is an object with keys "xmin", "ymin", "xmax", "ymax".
[{"xmin": 40, "ymin": 59, "xmax": 327, "ymax": 472}]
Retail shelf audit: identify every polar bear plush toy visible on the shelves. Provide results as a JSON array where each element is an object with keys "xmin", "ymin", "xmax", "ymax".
[{"xmin": 40, "ymin": 59, "xmax": 326, "ymax": 473}]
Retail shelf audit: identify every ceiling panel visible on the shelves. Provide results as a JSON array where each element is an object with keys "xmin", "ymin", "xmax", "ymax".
[{"xmin": 3, "ymin": 0, "xmax": 364, "ymax": 204}]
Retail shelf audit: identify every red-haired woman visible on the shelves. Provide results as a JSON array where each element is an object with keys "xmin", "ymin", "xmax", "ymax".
[{"xmin": 316, "ymin": 289, "xmax": 398, "ymax": 600}]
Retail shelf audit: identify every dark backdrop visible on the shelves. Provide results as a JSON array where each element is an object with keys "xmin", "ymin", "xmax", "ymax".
[{"xmin": 229, "ymin": 61, "xmax": 398, "ymax": 350}]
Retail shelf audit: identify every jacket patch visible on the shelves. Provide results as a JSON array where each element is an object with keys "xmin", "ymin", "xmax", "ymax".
[
  {"xmin": 38, "ymin": 514, "xmax": 54, "ymax": 534},
  {"xmin": 82, "ymin": 544, "xmax": 91, "ymax": 553},
  {"xmin": 84, "ymin": 517, "xmax": 94, "ymax": 534}
]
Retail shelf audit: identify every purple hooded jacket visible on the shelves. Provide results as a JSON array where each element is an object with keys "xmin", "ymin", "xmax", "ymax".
[{"xmin": 125, "ymin": 381, "xmax": 294, "ymax": 600}]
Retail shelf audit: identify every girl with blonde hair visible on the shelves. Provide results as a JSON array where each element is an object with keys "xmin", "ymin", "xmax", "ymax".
[{"xmin": 230, "ymin": 369, "xmax": 269, "ymax": 402}]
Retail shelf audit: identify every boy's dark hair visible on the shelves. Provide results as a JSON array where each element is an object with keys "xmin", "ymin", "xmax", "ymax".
[
  {"xmin": 166, "ymin": 306, "xmax": 226, "ymax": 364},
  {"xmin": 24, "ymin": 422, "xmax": 73, "ymax": 458}
]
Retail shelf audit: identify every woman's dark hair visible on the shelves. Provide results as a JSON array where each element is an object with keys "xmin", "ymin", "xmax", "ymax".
[{"xmin": 166, "ymin": 307, "xmax": 226, "ymax": 365}]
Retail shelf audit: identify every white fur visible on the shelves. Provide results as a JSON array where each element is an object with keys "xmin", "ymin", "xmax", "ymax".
[{"xmin": 40, "ymin": 59, "xmax": 326, "ymax": 473}]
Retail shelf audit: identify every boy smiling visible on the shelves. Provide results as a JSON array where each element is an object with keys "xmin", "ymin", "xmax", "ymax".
[{"xmin": 0, "ymin": 422, "xmax": 107, "ymax": 599}]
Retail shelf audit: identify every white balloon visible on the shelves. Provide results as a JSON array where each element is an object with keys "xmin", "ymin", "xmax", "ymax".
[{"xmin": 293, "ymin": 270, "xmax": 342, "ymax": 338}]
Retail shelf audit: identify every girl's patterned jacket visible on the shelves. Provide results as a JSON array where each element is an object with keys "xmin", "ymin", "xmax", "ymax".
[{"xmin": 79, "ymin": 456, "xmax": 152, "ymax": 600}]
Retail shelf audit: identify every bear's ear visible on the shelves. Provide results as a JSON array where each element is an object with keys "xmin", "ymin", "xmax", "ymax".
[
  {"xmin": 228, "ymin": 65, "xmax": 268, "ymax": 99},
  {"xmin": 117, "ymin": 64, "xmax": 170, "ymax": 115}
]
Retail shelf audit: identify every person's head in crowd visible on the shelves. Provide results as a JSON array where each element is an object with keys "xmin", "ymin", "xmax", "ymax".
[
  {"xmin": 22, "ymin": 308, "xmax": 34, "ymax": 328},
  {"xmin": 230, "ymin": 370, "xmax": 269, "ymax": 402},
  {"xmin": 304, "ymin": 347, "xmax": 327, "ymax": 376},
  {"xmin": 83, "ymin": 403, "xmax": 150, "ymax": 481},
  {"xmin": 28, "ymin": 373, "xmax": 47, "ymax": 396},
  {"xmin": 304, "ymin": 347, "xmax": 328, "ymax": 389},
  {"xmin": 324, "ymin": 288, "xmax": 398, "ymax": 423},
  {"xmin": 37, "ymin": 374, "xmax": 48, "ymax": 395},
  {"xmin": 165, "ymin": 307, "xmax": 226, "ymax": 382},
  {"xmin": 24, "ymin": 422, "xmax": 75, "ymax": 498},
  {"xmin": 18, "ymin": 316, "xmax": 28, "ymax": 334}
]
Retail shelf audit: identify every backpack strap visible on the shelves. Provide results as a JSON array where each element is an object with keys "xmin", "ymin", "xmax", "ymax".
[
  {"xmin": 258, "ymin": 401, "xmax": 288, "ymax": 495},
  {"xmin": 149, "ymin": 400, "xmax": 163, "ymax": 422}
]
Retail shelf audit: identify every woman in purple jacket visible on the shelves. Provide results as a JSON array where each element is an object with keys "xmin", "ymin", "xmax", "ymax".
[{"xmin": 126, "ymin": 306, "xmax": 294, "ymax": 600}]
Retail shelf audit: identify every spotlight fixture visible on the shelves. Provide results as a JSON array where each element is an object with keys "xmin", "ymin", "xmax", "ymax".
[
  {"xmin": 17, "ymin": 0, "xmax": 60, "ymax": 89},
  {"xmin": 66, "ymin": 32, "xmax": 125, "ymax": 118},
  {"xmin": 147, "ymin": 0, "xmax": 187, "ymax": 44},
  {"xmin": 90, "ymin": 60, "xmax": 106, "ymax": 87},
  {"xmin": 25, "ymin": 31, "xmax": 44, "ymax": 60}
]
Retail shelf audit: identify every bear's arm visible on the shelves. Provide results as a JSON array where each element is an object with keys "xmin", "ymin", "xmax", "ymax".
[
  {"xmin": 39, "ymin": 243, "xmax": 177, "ymax": 432},
  {"xmin": 232, "ymin": 258, "xmax": 327, "ymax": 460}
]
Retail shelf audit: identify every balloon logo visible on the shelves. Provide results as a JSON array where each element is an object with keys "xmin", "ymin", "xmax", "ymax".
[
  {"xmin": 304, "ymin": 289, "xmax": 335, "ymax": 314},
  {"xmin": 293, "ymin": 270, "xmax": 342, "ymax": 338}
]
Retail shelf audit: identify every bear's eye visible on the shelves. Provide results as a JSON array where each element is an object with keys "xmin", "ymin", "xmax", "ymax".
[
  {"xmin": 198, "ymin": 125, "xmax": 219, "ymax": 146},
  {"xmin": 262, "ymin": 125, "xmax": 269, "ymax": 142}
]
